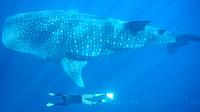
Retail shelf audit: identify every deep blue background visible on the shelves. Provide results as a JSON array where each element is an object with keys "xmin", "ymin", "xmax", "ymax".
[{"xmin": 0, "ymin": 0, "xmax": 200, "ymax": 112}]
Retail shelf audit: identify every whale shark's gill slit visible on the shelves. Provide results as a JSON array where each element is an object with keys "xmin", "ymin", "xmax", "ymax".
[{"xmin": 60, "ymin": 58, "xmax": 87, "ymax": 88}]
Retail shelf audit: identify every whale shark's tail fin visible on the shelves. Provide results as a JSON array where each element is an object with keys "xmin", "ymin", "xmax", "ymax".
[
  {"xmin": 60, "ymin": 58, "xmax": 87, "ymax": 88},
  {"xmin": 167, "ymin": 34, "xmax": 200, "ymax": 54}
]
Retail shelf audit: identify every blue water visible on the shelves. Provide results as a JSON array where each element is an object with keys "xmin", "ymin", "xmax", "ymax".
[{"xmin": 0, "ymin": 0, "xmax": 200, "ymax": 112}]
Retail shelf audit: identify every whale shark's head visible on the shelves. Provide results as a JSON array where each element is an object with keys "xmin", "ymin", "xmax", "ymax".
[
  {"xmin": 2, "ymin": 16, "xmax": 22, "ymax": 52},
  {"xmin": 2, "ymin": 14, "xmax": 41, "ymax": 55},
  {"xmin": 2, "ymin": 13, "xmax": 61, "ymax": 60}
]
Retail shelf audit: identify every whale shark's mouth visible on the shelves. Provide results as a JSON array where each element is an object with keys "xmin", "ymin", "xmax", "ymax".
[
  {"xmin": 2, "ymin": 20, "xmax": 16, "ymax": 49},
  {"xmin": 2, "ymin": 16, "xmax": 23, "ymax": 51}
]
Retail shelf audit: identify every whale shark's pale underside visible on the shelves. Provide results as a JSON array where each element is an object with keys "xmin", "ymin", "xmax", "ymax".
[{"xmin": 2, "ymin": 10, "xmax": 199, "ymax": 87}]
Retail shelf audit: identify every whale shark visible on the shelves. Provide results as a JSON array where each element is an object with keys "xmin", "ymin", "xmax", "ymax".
[{"xmin": 2, "ymin": 10, "xmax": 200, "ymax": 87}]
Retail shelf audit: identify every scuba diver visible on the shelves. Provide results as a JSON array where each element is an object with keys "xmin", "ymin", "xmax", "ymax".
[{"xmin": 46, "ymin": 92, "xmax": 114, "ymax": 107}]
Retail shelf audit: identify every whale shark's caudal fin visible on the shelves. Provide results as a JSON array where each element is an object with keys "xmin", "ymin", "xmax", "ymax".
[
  {"xmin": 167, "ymin": 34, "xmax": 200, "ymax": 54},
  {"xmin": 60, "ymin": 58, "xmax": 87, "ymax": 88}
]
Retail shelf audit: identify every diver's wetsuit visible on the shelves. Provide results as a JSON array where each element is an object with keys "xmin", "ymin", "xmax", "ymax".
[
  {"xmin": 56, "ymin": 94, "xmax": 82, "ymax": 105},
  {"xmin": 48, "ymin": 93, "xmax": 112, "ymax": 106}
]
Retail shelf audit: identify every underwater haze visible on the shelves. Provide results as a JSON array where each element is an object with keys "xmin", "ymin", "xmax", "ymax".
[{"xmin": 0, "ymin": 0, "xmax": 200, "ymax": 112}]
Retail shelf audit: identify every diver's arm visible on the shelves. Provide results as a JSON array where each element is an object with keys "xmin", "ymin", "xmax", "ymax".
[
  {"xmin": 82, "ymin": 94, "xmax": 104, "ymax": 99},
  {"xmin": 81, "ymin": 93, "xmax": 113, "ymax": 105},
  {"xmin": 47, "ymin": 93, "xmax": 83, "ymax": 107},
  {"xmin": 82, "ymin": 98, "xmax": 96, "ymax": 105},
  {"xmin": 48, "ymin": 93, "xmax": 66, "ymax": 96}
]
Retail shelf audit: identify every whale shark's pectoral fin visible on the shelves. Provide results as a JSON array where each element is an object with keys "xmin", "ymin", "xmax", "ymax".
[
  {"xmin": 124, "ymin": 20, "xmax": 150, "ymax": 35},
  {"xmin": 60, "ymin": 58, "xmax": 87, "ymax": 88}
]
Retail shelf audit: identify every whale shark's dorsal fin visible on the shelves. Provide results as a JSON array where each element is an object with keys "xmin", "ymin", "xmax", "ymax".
[
  {"xmin": 124, "ymin": 21, "xmax": 150, "ymax": 35},
  {"xmin": 60, "ymin": 58, "xmax": 87, "ymax": 88}
]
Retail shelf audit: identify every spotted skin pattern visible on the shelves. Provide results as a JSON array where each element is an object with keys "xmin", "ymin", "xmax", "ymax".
[{"xmin": 2, "ymin": 10, "xmax": 176, "ymax": 87}]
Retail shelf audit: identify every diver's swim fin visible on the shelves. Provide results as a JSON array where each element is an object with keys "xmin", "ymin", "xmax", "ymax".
[
  {"xmin": 46, "ymin": 102, "xmax": 55, "ymax": 107},
  {"xmin": 167, "ymin": 34, "xmax": 200, "ymax": 54}
]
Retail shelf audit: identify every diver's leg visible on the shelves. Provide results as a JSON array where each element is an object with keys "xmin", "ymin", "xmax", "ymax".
[
  {"xmin": 82, "ymin": 98, "xmax": 97, "ymax": 105},
  {"xmin": 47, "ymin": 93, "xmax": 68, "ymax": 107},
  {"xmin": 81, "ymin": 94, "xmax": 105, "ymax": 105},
  {"xmin": 54, "ymin": 102, "xmax": 67, "ymax": 106},
  {"xmin": 48, "ymin": 93, "xmax": 66, "ymax": 96},
  {"xmin": 82, "ymin": 94, "xmax": 104, "ymax": 99}
]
